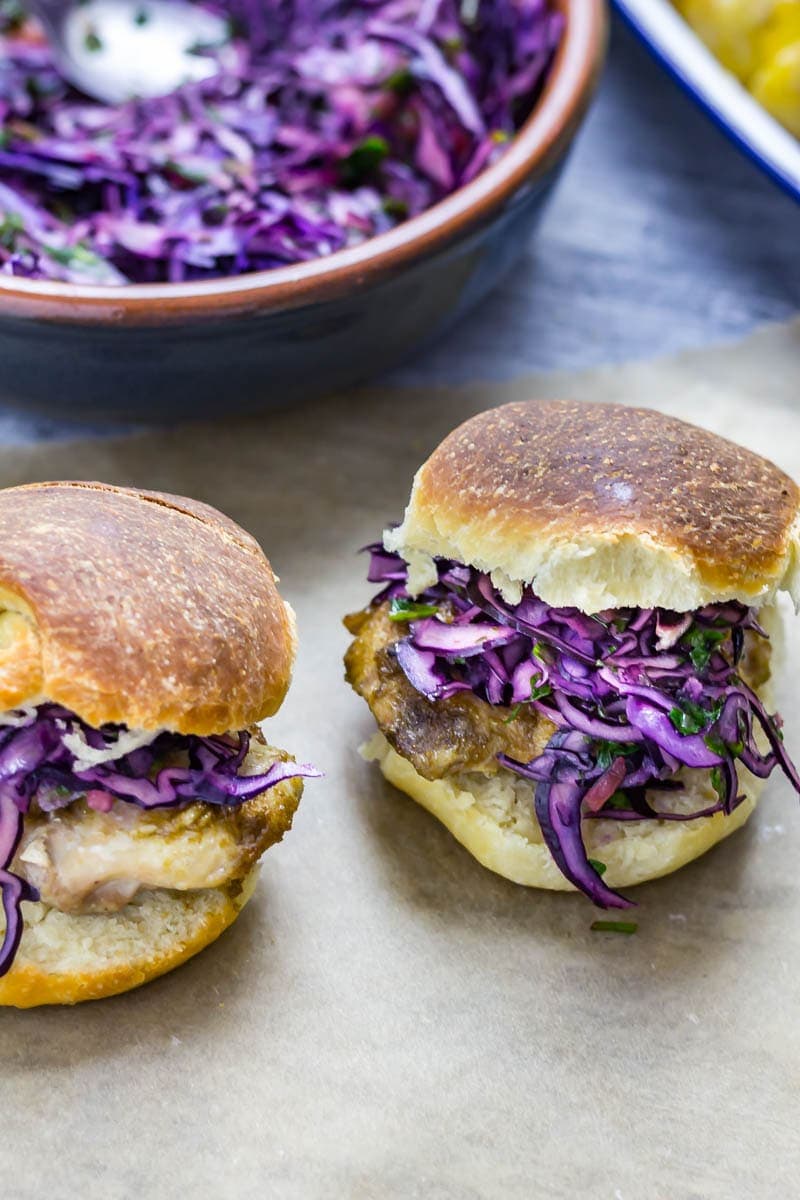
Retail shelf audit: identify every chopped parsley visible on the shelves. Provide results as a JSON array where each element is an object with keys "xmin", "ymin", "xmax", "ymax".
[
  {"xmin": 382, "ymin": 197, "xmax": 409, "ymax": 219},
  {"xmin": 388, "ymin": 597, "xmax": 439, "ymax": 622},
  {"xmin": 603, "ymin": 792, "xmax": 629, "ymax": 810},
  {"xmin": 43, "ymin": 242, "xmax": 106, "ymax": 268},
  {"xmin": 0, "ymin": 212, "xmax": 23, "ymax": 250},
  {"xmin": 339, "ymin": 135, "xmax": 389, "ymax": 187},
  {"xmin": 383, "ymin": 68, "xmax": 414, "ymax": 95},
  {"xmin": 590, "ymin": 920, "xmax": 638, "ymax": 935},
  {"xmin": 503, "ymin": 680, "xmax": 551, "ymax": 723},
  {"xmin": 703, "ymin": 733, "xmax": 727, "ymax": 758},
  {"xmin": 595, "ymin": 740, "xmax": 637, "ymax": 771},
  {"xmin": 668, "ymin": 697, "xmax": 722, "ymax": 736},
  {"xmin": 682, "ymin": 625, "xmax": 727, "ymax": 672}
]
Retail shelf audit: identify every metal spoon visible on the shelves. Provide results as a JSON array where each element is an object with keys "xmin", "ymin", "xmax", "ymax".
[{"xmin": 26, "ymin": 0, "xmax": 229, "ymax": 105}]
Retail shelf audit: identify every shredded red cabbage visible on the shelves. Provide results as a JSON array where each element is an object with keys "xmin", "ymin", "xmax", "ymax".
[
  {"xmin": 365, "ymin": 544, "xmax": 800, "ymax": 908},
  {"xmin": 0, "ymin": 0, "xmax": 562, "ymax": 284},
  {"xmin": 0, "ymin": 702, "xmax": 319, "ymax": 975}
]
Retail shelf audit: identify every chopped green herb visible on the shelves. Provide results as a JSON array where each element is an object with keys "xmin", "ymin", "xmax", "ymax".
[
  {"xmin": 0, "ymin": 212, "xmax": 23, "ymax": 250},
  {"xmin": 604, "ymin": 792, "xmax": 629, "ymax": 810},
  {"xmin": 388, "ymin": 597, "xmax": 439, "ymax": 623},
  {"xmin": 683, "ymin": 626, "xmax": 727, "ymax": 671},
  {"xmin": 0, "ymin": 0, "xmax": 24, "ymax": 31},
  {"xmin": 383, "ymin": 68, "xmax": 414, "ymax": 95},
  {"xmin": 669, "ymin": 697, "xmax": 723, "ymax": 736},
  {"xmin": 84, "ymin": 28, "xmax": 103, "ymax": 52},
  {"xmin": 382, "ymin": 196, "xmax": 409, "ymax": 219},
  {"xmin": 595, "ymin": 740, "xmax": 637, "ymax": 771},
  {"xmin": 704, "ymin": 733, "xmax": 727, "ymax": 758},
  {"xmin": 43, "ymin": 242, "xmax": 104, "ymax": 267},
  {"xmin": 165, "ymin": 160, "xmax": 209, "ymax": 185},
  {"xmin": 203, "ymin": 202, "xmax": 229, "ymax": 226},
  {"xmin": 187, "ymin": 35, "xmax": 228, "ymax": 54},
  {"xmin": 588, "ymin": 859, "xmax": 607, "ymax": 877},
  {"xmin": 490, "ymin": 129, "xmax": 511, "ymax": 144},
  {"xmin": 532, "ymin": 642, "xmax": 549, "ymax": 663},
  {"xmin": 591, "ymin": 920, "xmax": 637, "ymax": 935},
  {"xmin": 339, "ymin": 135, "xmax": 389, "ymax": 187},
  {"xmin": 504, "ymin": 679, "xmax": 552, "ymax": 723},
  {"xmin": 710, "ymin": 766, "xmax": 725, "ymax": 802},
  {"xmin": 669, "ymin": 706, "xmax": 705, "ymax": 736},
  {"xmin": 134, "ymin": 6, "xmax": 149, "ymax": 24}
]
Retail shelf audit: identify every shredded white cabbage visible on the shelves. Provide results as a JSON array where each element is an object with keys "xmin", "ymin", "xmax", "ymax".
[
  {"xmin": 0, "ymin": 707, "xmax": 37, "ymax": 728},
  {"xmin": 61, "ymin": 726, "xmax": 161, "ymax": 769}
]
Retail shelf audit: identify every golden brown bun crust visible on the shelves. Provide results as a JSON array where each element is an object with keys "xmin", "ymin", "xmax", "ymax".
[
  {"xmin": 0, "ymin": 482, "xmax": 296, "ymax": 733},
  {"xmin": 0, "ymin": 869, "xmax": 260, "ymax": 1008},
  {"xmin": 387, "ymin": 401, "xmax": 800, "ymax": 611}
]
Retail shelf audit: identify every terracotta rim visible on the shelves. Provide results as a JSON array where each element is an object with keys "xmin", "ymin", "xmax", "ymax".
[{"xmin": 0, "ymin": 0, "xmax": 607, "ymax": 325}]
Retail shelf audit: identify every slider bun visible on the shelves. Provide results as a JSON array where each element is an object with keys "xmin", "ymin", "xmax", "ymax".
[
  {"xmin": 366, "ymin": 734, "xmax": 760, "ymax": 893},
  {"xmin": 0, "ymin": 869, "xmax": 260, "ymax": 1008},
  {"xmin": 0, "ymin": 735, "xmax": 304, "ymax": 1006},
  {"xmin": 386, "ymin": 400, "xmax": 800, "ymax": 612},
  {"xmin": 0, "ymin": 482, "xmax": 296, "ymax": 733}
]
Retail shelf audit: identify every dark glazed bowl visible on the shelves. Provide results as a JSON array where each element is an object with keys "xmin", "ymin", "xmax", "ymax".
[{"xmin": 0, "ymin": 0, "xmax": 607, "ymax": 420}]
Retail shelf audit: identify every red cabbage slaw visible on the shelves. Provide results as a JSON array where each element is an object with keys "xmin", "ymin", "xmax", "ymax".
[
  {"xmin": 366, "ymin": 544, "xmax": 800, "ymax": 908},
  {"xmin": 0, "ymin": 703, "xmax": 320, "ymax": 975},
  {"xmin": 0, "ymin": 0, "xmax": 562, "ymax": 284}
]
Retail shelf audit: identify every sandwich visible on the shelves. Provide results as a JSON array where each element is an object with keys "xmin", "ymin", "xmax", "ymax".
[
  {"xmin": 0, "ymin": 481, "xmax": 318, "ymax": 1006},
  {"xmin": 345, "ymin": 400, "xmax": 800, "ymax": 907}
]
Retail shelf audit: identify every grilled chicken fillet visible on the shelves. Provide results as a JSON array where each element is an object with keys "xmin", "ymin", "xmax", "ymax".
[
  {"xmin": 344, "ymin": 603, "xmax": 556, "ymax": 780},
  {"xmin": 13, "ymin": 737, "xmax": 301, "ymax": 915}
]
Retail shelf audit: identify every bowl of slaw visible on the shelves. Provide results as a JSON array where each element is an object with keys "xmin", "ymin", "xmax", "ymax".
[{"xmin": 0, "ymin": 0, "xmax": 606, "ymax": 419}]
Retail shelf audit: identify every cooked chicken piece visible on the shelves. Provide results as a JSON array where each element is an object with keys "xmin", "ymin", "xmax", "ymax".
[
  {"xmin": 14, "ymin": 738, "xmax": 302, "ymax": 915},
  {"xmin": 740, "ymin": 625, "xmax": 771, "ymax": 691},
  {"xmin": 344, "ymin": 603, "xmax": 555, "ymax": 781}
]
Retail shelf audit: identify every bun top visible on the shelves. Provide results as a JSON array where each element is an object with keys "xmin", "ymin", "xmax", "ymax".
[
  {"xmin": 385, "ymin": 400, "xmax": 800, "ymax": 613},
  {"xmin": 0, "ymin": 482, "xmax": 296, "ymax": 733}
]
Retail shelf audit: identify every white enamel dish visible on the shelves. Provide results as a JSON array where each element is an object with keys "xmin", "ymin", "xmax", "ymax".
[{"xmin": 614, "ymin": 0, "xmax": 800, "ymax": 203}]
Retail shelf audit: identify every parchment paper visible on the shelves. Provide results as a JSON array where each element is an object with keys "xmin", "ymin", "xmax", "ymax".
[{"xmin": 3, "ymin": 321, "xmax": 800, "ymax": 1200}]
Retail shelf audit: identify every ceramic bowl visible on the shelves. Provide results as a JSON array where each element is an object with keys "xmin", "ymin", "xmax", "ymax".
[{"xmin": 0, "ymin": 0, "xmax": 607, "ymax": 420}]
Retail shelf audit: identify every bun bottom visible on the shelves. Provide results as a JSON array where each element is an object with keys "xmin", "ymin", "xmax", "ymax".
[
  {"xmin": 0, "ymin": 869, "xmax": 259, "ymax": 1008},
  {"xmin": 365, "ymin": 734, "xmax": 760, "ymax": 892}
]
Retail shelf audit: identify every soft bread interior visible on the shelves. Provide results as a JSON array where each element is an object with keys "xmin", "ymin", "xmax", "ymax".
[
  {"xmin": 387, "ymin": 517, "xmax": 800, "ymax": 613},
  {"xmin": 366, "ymin": 734, "xmax": 760, "ymax": 892},
  {"xmin": 0, "ymin": 869, "xmax": 259, "ymax": 1008}
]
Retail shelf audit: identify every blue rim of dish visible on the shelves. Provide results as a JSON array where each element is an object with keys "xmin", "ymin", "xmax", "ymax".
[{"xmin": 613, "ymin": 0, "xmax": 800, "ymax": 204}]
